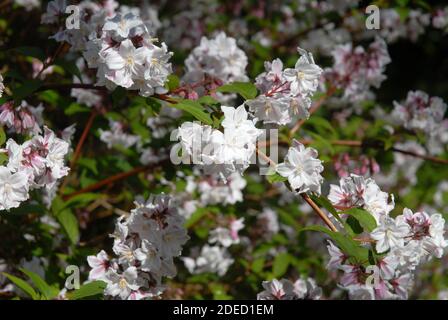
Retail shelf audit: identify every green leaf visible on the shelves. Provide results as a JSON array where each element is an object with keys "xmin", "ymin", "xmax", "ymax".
[
  {"xmin": 197, "ymin": 95, "xmax": 219, "ymax": 105},
  {"xmin": 64, "ymin": 103, "xmax": 90, "ymax": 115},
  {"xmin": 216, "ymin": 82, "xmax": 257, "ymax": 100},
  {"xmin": 54, "ymin": 208, "xmax": 79, "ymax": 244},
  {"xmin": 272, "ymin": 253, "xmax": 290, "ymax": 278},
  {"xmin": 165, "ymin": 74, "xmax": 179, "ymax": 91},
  {"xmin": 252, "ymin": 257, "xmax": 265, "ymax": 274},
  {"xmin": 67, "ymin": 281, "xmax": 107, "ymax": 300},
  {"xmin": 11, "ymin": 46, "xmax": 46, "ymax": 61},
  {"xmin": 309, "ymin": 195, "xmax": 342, "ymax": 223},
  {"xmin": 185, "ymin": 208, "xmax": 207, "ymax": 228},
  {"xmin": 55, "ymin": 58, "xmax": 82, "ymax": 82},
  {"xmin": 170, "ymin": 99, "xmax": 213, "ymax": 125},
  {"xmin": 77, "ymin": 157, "xmax": 98, "ymax": 175},
  {"xmin": 266, "ymin": 172, "xmax": 287, "ymax": 184},
  {"xmin": 2, "ymin": 273, "xmax": 40, "ymax": 300},
  {"xmin": 19, "ymin": 268, "xmax": 59, "ymax": 300},
  {"xmin": 59, "ymin": 210, "xmax": 79, "ymax": 244},
  {"xmin": 0, "ymin": 153, "xmax": 7, "ymax": 165},
  {"xmin": 300, "ymin": 225, "xmax": 369, "ymax": 264},
  {"xmin": 13, "ymin": 79, "xmax": 42, "ymax": 102},
  {"xmin": 62, "ymin": 193, "xmax": 102, "ymax": 210},
  {"xmin": 343, "ymin": 208, "xmax": 377, "ymax": 232},
  {"xmin": 0, "ymin": 126, "xmax": 6, "ymax": 146}
]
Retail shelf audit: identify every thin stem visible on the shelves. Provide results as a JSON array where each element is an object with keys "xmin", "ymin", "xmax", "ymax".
[
  {"xmin": 59, "ymin": 110, "xmax": 97, "ymax": 192},
  {"xmin": 63, "ymin": 162, "xmax": 165, "ymax": 200},
  {"xmin": 71, "ymin": 110, "xmax": 97, "ymax": 168},
  {"xmin": 301, "ymin": 193, "xmax": 338, "ymax": 232},
  {"xmin": 256, "ymin": 148, "xmax": 338, "ymax": 232}
]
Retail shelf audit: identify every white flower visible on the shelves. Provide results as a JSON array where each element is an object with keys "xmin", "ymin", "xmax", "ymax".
[
  {"xmin": 370, "ymin": 216, "xmax": 410, "ymax": 253},
  {"xmin": 257, "ymin": 279, "xmax": 296, "ymax": 300},
  {"xmin": 0, "ymin": 74, "xmax": 4, "ymax": 97},
  {"xmin": 209, "ymin": 218, "xmax": 244, "ymax": 247},
  {"xmin": 328, "ymin": 174, "xmax": 394, "ymax": 222},
  {"xmin": 41, "ymin": 0, "xmax": 66, "ymax": 24},
  {"xmin": 104, "ymin": 39, "xmax": 149, "ymax": 88},
  {"xmin": 134, "ymin": 239, "xmax": 162, "ymax": 272},
  {"xmin": 246, "ymin": 95, "xmax": 291, "ymax": 126},
  {"xmin": 283, "ymin": 48, "xmax": 323, "ymax": 96},
  {"xmin": 293, "ymin": 278, "xmax": 322, "ymax": 299},
  {"xmin": 87, "ymin": 250, "xmax": 110, "ymax": 281},
  {"xmin": 104, "ymin": 267, "xmax": 141, "ymax": 300},
  {"xmin": 198, "ymin": 172, "xmax": 246, "ymax": 206},
  {"xmin": 99, "ymin": 120, "xmax": 141, "ymax": 149},
  {"xmin": 184, "ymin": 32, "xmax": 248, "ymax": 85},
  {"xmin": 326, "ymin": 240, "xmax": 346, "ymax": 270},
  {"xmin": 102, "ymin": 13, "xmax": 143, "ymax": 39},
  {"xmin": 276, "ymin": 140, "xmax": 324, "ymax": 195},
  {"xmin": 0, "ymin": 166, "xmax": 29, "ymax": 211},
  {"xmin": 183, "ymin": 245, "xmax": 234, "ymax": 276}
]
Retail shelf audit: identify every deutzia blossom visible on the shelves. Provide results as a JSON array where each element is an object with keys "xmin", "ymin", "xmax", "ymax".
[
  {"xmin": 257, "ymin": 278, "xmax": 322, "ymax": 300},
  {"xmin": 88, "ymin": 194, "xmax": 189, "ymax": 300},
  {"xmin": 184, "ymin": 32, "xmax": 248, "ymax": 85},
  {"xmin": 99, "ymin": 120, "xmax": 141, "ymax": 149},
  {"xmin": 6, "ymin": 127, "xmax": 70, "ymax": 191},
  {"xmin": 283, "ymin": 49, "xmax": 323, "ymax": 95},
  {"xmin": 176, "ymin": 105, "xmax": 262, "ymax": 180},
  {"xmin": 209, "ymin": 218, "xmax": 245, "ymax": 247},
  {"xmin": 248, "ymin": 48, "xmax": 323, "ymax": 126},
  {"xmin": 325, "ymin": 37, "xmax": 391, "ymax": 102},
  {"xmin": 276, "ymin": 140, "xmax": 324, "ymax": 195},
  {"xmin": 370, "ymin": 216, "xmax": 410, "ymax": 253},
  {"xmin": 328, "ymin": 174, "xmax": 394, "ymax": 222},
  {"xmin": 49, "ymin": 5, "xmax": 174, "ymax": 97},
  {"xmin": 182, "ymin": 245, "xmax": 234, "ymax": 276},
  {"xmin": 104, "ymin": 267, "xmax": 141, "ymax": 300},
  {"xmin": 198, "ymin": 172, "xmax": 246, "ymax": 206},
  {"xmin": 0, "ymin": 73, "xmax": 4, "ymax": 97},
  {"xmin": 0, "ymin": 166, "xmax": 29, "ymax": 211},
  {"xmin": 87, "ymin": 250, "xmax": 110, "ymax": 281},
  {"xmin": 391, "ymin": 90, "xmax": 447, "ymax": 137},
  {"xmin": 104, "ymin": 39, "xmax": 149, "ymax": 88}
]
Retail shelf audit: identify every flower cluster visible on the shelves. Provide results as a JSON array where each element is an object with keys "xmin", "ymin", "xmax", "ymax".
[
  {"xmin": 327, "ymin": 176, "xmax": 447, "ymax": 299},
  {"xmin": 184, "ymin": 32, "xmax": 248, "ymax": 85},
  {"xmin": 276, "ymin": 140, "xmax": 324, "ymax": 195},
  {"xmin": 42, "ymin": 1, "xmax": 172, "ymax": 97},
  {"xmin": 183, "ymin": 213, "xmax": 244, "ymax": 276},
  {"xmin": 257, "ymin": 278, "xmax": 322, "ymax": 300},
  {"xmin": 99, "ymin": 120, "xmax": 141, "ymax": 149},
  {"xmin": 328, "ymin": 174, "xmax": 394, "ymax": 222},
  {"xmin": 176, "ymin": 105, "xmax": 262, "ymax": 180},
  {"xmin": 87, "ymin": 194, "xmax": 189, "ymax": 300},
  {"xmin": 0, "ymin": 101, "xmax": 43, "ymax": 135},
  {"xmin": 0, "ymin": 127, "xmax": 70, "ymax": 210},
  {"xmin": 247, "ymin": 48, "xmax": 323, "ymax": 125},
  {"xmin": 391, "ymin": 90, "xmax": 447, "ymax": 137},
  {"xmin": 325, "ymin": 37, "xmax": 391, "ymax": 102}
]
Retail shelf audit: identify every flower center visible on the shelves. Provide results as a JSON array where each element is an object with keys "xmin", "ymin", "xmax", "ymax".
[
  {"xmin": 297, "ymin": 71, "xmax": 305, "ymax": 80},
  {"xmin": 119, "ymin": 278, "xmax": 127, "ymax": 289}
]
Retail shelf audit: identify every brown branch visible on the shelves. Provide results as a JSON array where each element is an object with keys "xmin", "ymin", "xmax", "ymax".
[
  {"xmin": 63, "ymin": 161, "xmax": 165, "ymax": 200},
  {"xmin": 34, "ymin": 42, "xmax": 68, "ymax": 79},
  {"xmin": 301, "ymin": 193, "xmax": 338, "ymax": 232},
  {"xmin": 70, "ymin": 110, "xmax": 97, "ymax": 168},
  {"xmin": 59, "ymin": 110, "xmax": 97, "ymax": 192},
  {"xmin": 256, "ymin": 148, "xmax": 338, "ymax": 232},
  {"xmin": 391, "ymin": 147, "xmax": 448, "ymax": 165},
  {"xmin": 300, "ymin": 139, "xmax": 448, "ymax": 165}
]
